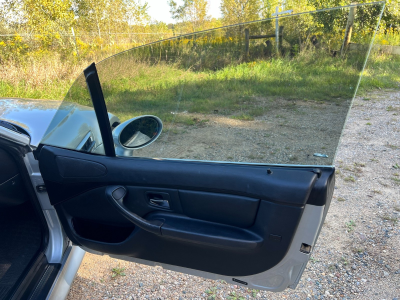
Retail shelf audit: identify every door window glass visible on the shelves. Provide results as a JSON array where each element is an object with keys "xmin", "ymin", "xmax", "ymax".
[
  {"xmin": 40, "ymin": 74, "xmax": 107, "ymax": 155},
  {"xmin": 41, "ymin": 3, "xmax": 384, "ymax": 165}
]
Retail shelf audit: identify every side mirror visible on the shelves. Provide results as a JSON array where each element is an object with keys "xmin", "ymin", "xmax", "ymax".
[{"xmin": 112, "ymin": 115, "xmax": 163, "ymax": 156}]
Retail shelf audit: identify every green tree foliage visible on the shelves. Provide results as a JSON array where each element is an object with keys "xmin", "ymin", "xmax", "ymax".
[
  {"xmin": 3, "ymin": 0, "xmax": 75, "ymax": 47},
  {"xmin": 1, "ymin": 0, "xmax": 150, "ymax": 56},
  {"xmin": 0, "ymin": 0, "xmax": 395, "ymax": 65},
  {"xmin": 168, "ymin": 0, "xmax": 210, "ymax": 32},
  {"xmin": 220, "ymin": 0, "xmax": 262, "ymax": 25},
  {"xmin": 74, "ymin": 0, "xmax": 150, "ymax": 37},
  {"xmin": 309, "ymin": 0, "xmax": 400, "ymax": 31}
]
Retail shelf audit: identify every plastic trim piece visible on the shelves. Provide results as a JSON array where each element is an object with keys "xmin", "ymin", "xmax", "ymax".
[
  {"xmin": 107, "ymin": 186, "xmax": 263, "ymax": 250},
  {"xmin": 83, "ymin": 63, "xmax": 115, "ymax": 157},
  {"xmin": 106, "ymin": 186, "xmax": 163, "ymax": 235},
  {"xmin": 46, "ymin": 246, "xmax": 85, "ymax": 300},
  {"xmin": 83, "ymin": 204, "xmax": 324, "ymax": 292},
  {"xmin": 39, "ymin": 146, "xmax": 320, "ymax": 207}
]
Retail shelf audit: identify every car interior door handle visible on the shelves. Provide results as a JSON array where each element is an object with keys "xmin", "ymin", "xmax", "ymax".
[
  {"xmin": 149, "ymin": 198, "xmax": 170, "ymax": 209},
  {"xmin": 106, "ymin": 186, "xmax": 262, "ymax": 250},
  {"xmin": 106, "ymin": 186, "xmax": 163, "ymax": 235},
  {"xmin": 146, "ymin": 192, "xmax": 171, "ymax": 209},
  {"xmin": 149, "ymin": 199, "xmax": 164, "ymax": 205}
]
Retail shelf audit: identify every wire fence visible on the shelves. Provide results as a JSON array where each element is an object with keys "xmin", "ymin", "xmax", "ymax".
[
  {"xmin": 0, "ymin": 30, "xmax": 188, "ymax": 58},
  {"xmin": 0, "ymin": 32, "xmax": 181, "ymax": 37}
]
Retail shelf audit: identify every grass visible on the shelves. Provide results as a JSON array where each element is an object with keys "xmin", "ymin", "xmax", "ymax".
[
  {"xmin": 386, "ymin": 144, "xmax": 399, "ymax": 150},
  {"xmin": 342, "ymin": 163, "xmax": 365, "ymax": 176},
  {"xmin": 344, "ymin": 175, "xmax": 356, "ymax": 182},
  {"xmin": 251, "ymin": 290, "xmax": 259, "ymax": 297},
  {"xmin": 111, "ymin": 265, "xmax": 126, "ymax": 278},
  {"xmin": 381, "ymin": 215, "xmax": 398, "ymax": 225},
  {"xmin": 227, "ymin": 291, "xmax": 246, "ymax": 300},
  {"xmin": 387, "ymin": 105, "xmax": 400, "ymax": 112},
  {"xmin": 354, "ymin": 162, "xmax": 366, "ymax": 167},
  {"xmin": 346, "ymin": 220, "xmax": 356, "ymax": 232},
  {"xmin": 353, "ymin": 247, "xmax": 364, "ymax": 254},
  {"xmin": 1, "ymin": 48, "xmax": 399, "ymax": 125},
  {"xmin": 230, "ymin": 114, "xmax": 255, "ymax": 121},
  {"xmin": 391, "ymin": 177, "xmax": 400, "ymax": 184},
  {"xmin": 328, "ymin": 264, "xmax": 336, "ymax": 271},
  {"xmin": 205, "ymin": 286, "xmax": 218, "ymax": 300},
  {"xmin": 95, "ymin": 52, "xmax": 365, "ymax": 123},
  {"xmin": 0, "ymin": 55, "xmax": 88, "ymax": 100}
]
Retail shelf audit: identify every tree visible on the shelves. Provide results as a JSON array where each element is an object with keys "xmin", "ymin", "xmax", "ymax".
[
  {"xmin": 125, "ymin": 0, "xmax": 150, "ymax": 26},
  {"xmin": 220, "ymin": 0, "xmax": 262, "ymax": 25},
  {"xmin": 74, "ymin": 0, "xmax": 149, "ymax": 43},
  {"xmin": 308, "ymin": 0, "xmax": 399, "ymax": 32},
  {"xmin": 74, "ymin": 0, "xmax": 107, "ymax": 38},
  {"xmin": 168, "ymin": 0, "xmax": 210, "ymax": 32},
  {"xmin": 3, "ymin": 0, "xmax": 75, "ymax": 41},
  {"xmin": 2, "ymin": 0, "xmax": 76, "ymax": 51}
]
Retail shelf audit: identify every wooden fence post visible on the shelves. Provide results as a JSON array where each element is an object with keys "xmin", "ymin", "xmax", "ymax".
[
  {"xmin": 279, "ymin": 26, "xmax": 284, "ymax": 50},
  {"xmin": 245, "ymin": 28, "xmax": 250, "ymax": 58},
  {"xmin": 341, "ymin": 4, "xmax": 356, "ymax": 56}
]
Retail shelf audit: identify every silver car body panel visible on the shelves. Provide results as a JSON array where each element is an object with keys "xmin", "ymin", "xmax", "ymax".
[
  {"xmin": 0, "ymin": 98, "xmax": 61, "ymax": 147},
  {"xmin": 0, "ymin": 123, "xmax": 31, "ymax": 146},
  {"xmin": 46, "ymin": 246, "xmax": 86, "ymax": 300},
  {"xmin": 23, "ymin": 152, "xmax": 68, "ymax": 263},
  {"xmin": 0, "ymin": 97, "xmax": 119, "ymax": 270},
  {"xmin": 83, "ymin": 204, "xmax": 325, "ymax": 292},
  {"xmin": 0, "ymin": 98, "xmax": 119, "ymax": 151}
]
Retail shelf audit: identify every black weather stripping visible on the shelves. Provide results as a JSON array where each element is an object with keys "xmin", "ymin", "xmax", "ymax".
[{"xmin": 84, "ymin": 63, "xmax": 115, "ymax": 157}]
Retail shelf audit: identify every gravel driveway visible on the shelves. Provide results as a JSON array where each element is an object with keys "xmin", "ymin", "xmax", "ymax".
[{"xmin": 66, "ymin": 90, "xmax": 400, "ymax": 300}]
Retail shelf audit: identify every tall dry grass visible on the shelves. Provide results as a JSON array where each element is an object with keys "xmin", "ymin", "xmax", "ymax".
[{"xmin": 0, "ymin": 55, "xmax": 91, "ymax": 100}]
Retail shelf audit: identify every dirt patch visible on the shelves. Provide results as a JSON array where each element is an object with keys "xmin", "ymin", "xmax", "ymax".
[{"xmin": 135, "ymin": 98, "xmax": 349, "ymax": 165}]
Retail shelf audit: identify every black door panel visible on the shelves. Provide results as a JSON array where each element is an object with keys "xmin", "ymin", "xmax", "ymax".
[
  {"xmin": 39, "ymin": 145, "xmax": 335, "ymax": 276},
  {"xmin": 179, "ymin": 191, "xmax": 259, "ymax": 228},
  {"xmin": 55, "ymin": 194, "xmax": 304, "ymax": 276},
  {"xmin": 39, "ymin": 146, "xmax": 320, "ymax": 206}
]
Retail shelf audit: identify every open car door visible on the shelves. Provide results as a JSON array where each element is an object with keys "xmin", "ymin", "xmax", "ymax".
[{"xmin": 36, "ymin": 3, "xmax": 383, "ymax": 292}]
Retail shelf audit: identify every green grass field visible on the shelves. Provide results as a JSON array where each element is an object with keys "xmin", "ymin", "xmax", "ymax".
[
  {"xmin": 97, "ymin": 51, "xmax": 400, "ymax": 123},
  {"xmin": 1, "ymin": 51, "xmax": 399, "ymax": 125}
]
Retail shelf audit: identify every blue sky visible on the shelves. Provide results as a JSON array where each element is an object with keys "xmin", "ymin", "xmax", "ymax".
[{"xmin": 146, "ymin": 0, "xmax": 222, "ymax": 24}]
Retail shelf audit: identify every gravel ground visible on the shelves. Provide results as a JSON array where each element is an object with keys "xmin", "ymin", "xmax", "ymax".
[{"xmin": 67, "ymin": 90, "xmax": 400, "ymax": 300}]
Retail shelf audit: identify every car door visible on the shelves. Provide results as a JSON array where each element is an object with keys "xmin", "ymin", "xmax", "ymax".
[{"xmin": 36, "ymin": 3, "xmax": 383, "ymax": 292}]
